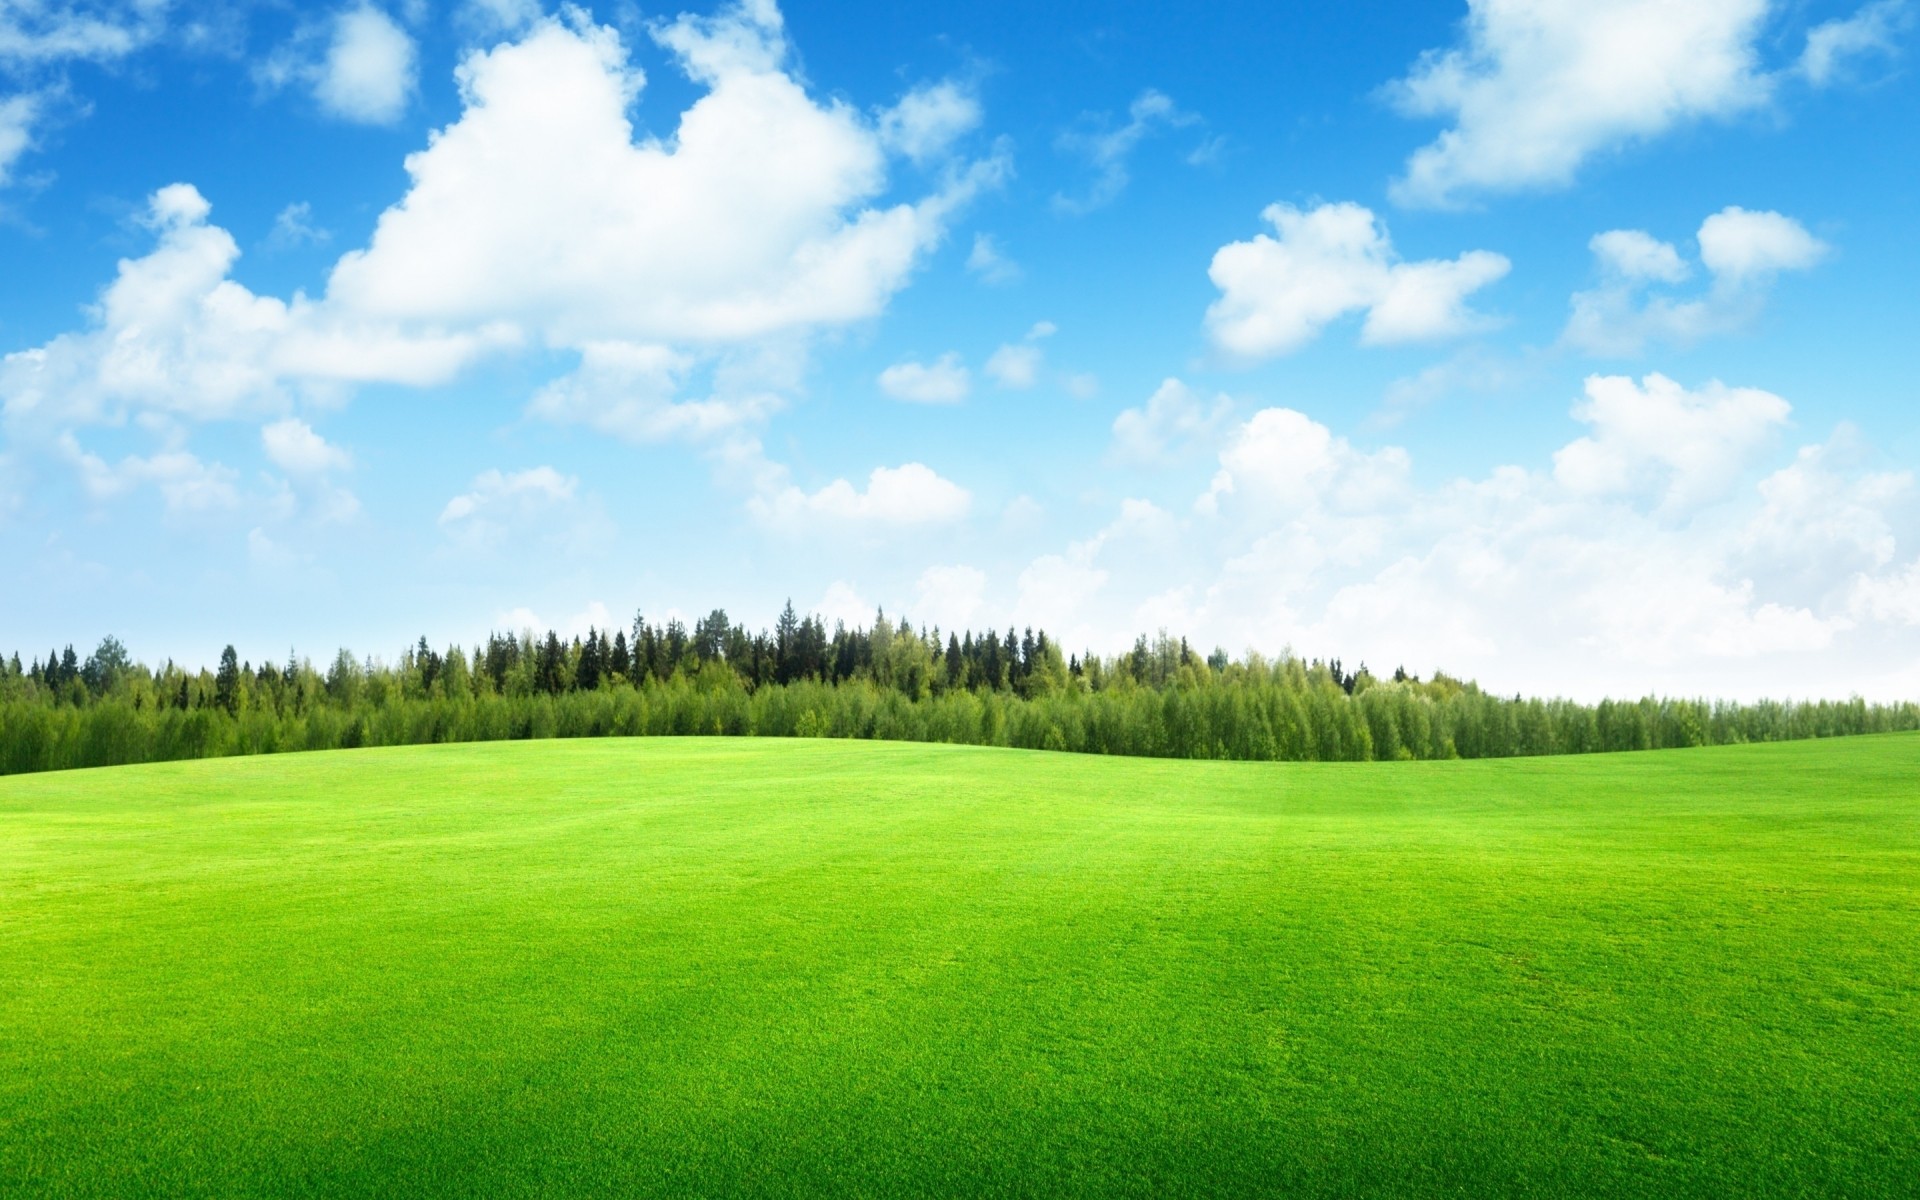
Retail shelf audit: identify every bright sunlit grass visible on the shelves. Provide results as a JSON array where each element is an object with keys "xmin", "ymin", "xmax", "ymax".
[{"xmin": 3, "ymin": 736, "xmax": 1916, "ymax": 1196}]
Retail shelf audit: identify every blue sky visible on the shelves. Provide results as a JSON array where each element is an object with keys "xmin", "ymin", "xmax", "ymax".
[{"xmin": 2, "ymin": 0, "xmax": 1917, "ymax": 699}]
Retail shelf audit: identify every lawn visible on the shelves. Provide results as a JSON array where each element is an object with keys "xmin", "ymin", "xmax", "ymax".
[{"xmin": 2, "ymin": 736, "xmax": 1916, "ymax": 1197}]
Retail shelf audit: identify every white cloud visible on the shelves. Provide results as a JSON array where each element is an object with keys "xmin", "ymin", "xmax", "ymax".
[
  {"xmin": 1199, "ymin": 406, "xmax": 1412, "ymax": 517},
  {"xmin": 1008, "ymin": 373, "xmax": 1920, "ymax": 700},
  {"xmin": 0, "ymin": 184, "xmax": 509, "ymax": 429},
  {"xmin": 877, "ymin": 353, "xmax": 970, "ymax": 404},
  {"xmin": 1564, "ymin": 207, "xmax": 1828, "ymax": 355},
  {"xmin": 983, "ymin": 344, "xmax": 1039, "ymax": 389},
  {"xmin": 58, "ymin": 432, "xmax": 240, "ymax": 513},
  {"xmin": 5, "ymin": 3, "xmax": 1006, "ymax": 525},
  {"xmin": 965, "ymin": 232, "xmax": 1020, "ymax": 284},
  {"xmin": 435, "ymin": 461, "xmax": 609, "ymax": 557},
  {"xmin": 1696, "ymin": 205, "xmax": 1829, "ymax": 282},
  {"xmin": 0, "ymin": 91, "xmax": 41, "ymax": 187},
  {"xmin": 1015, "ymin": 553, "xmax": 1110, "ymax": 641},
  {"xmin": 265, "ymin": 201, "xmax": 331, "ymax": 250},
  {"xmin": 1800, "ymin": 0, "xmax": 1914, "ymax": 86},
  {"xmin": 1589, "ymin": 229, "xmax": 1690, "ymax": 283},
  {"xmin": 0, "ymin": 1, "xmax": 168, "ymax": 188},
  {"xmin": 1109, "ymin": 378, "xmax": 1233, "ymax": 466},
  {"xmin": 440, "ymin": 465, "xmax": 576, "ymax": 525},
  {"xmin": 1005, "ymin": 500, "xmax": 1177, "ymax": 647},
  {"xmin": 528, "ymin": 341, "xmax": 783, "ymax": 441},
  {"xmin": 981, "ymin": 319, "xmax": 1057, "ymax": 388},
  {"xmin": 256, "ymin": 5, "xmax": 418, "ymax": 126},
  {"xmin": 1553, "ymin": 373, "xmax": 1790, "ymax": 510},
  {"xmin": 813, "ymin": 580, "xmax": 873, "ymax": 630},
  {"xmin": 877, "ymin": 80, "xmax": 980, "ymax": 165},
  {"xmin": 492, "ymin": 599, "xmax": 614, "ymax": 638},
  {"xmin": 459, "ymin": 0, "xmax": 544, "ymax": 36},
  {"xmin": 754, "ymin": 462, "xmax": 971, "ymax": 530},
  {"xmin": 1386, "ymin": 0, "xmax": 1774, "ymax": 207},
  {"xmin": 1053, "ymin": 88, "xmax": 1198, "ymax": 214},
  {"xmin": 327, "ymin": 10, "xmax": 1001, "ymax": 347},
  {"xmin": 0, "ymin": 2, "xmax": 165, "ymax": 65},
  {"xmin": 913, "ymin": 564, "xmax": 988, "ymax": 632},
  {"xmin": 1849, "ymin": 560, "xmax": 1920, "ymax": 625},
  {"xmin": 1206, "ymin": 201, "xmax": 1508, "ymax": 359},
  {"xmin": 261, "ymin": 417, "xmax": 352, "ymax": 474},
  {"xmin": 316, "ymin": 5, "xmax": 416, "ymax": 124}
]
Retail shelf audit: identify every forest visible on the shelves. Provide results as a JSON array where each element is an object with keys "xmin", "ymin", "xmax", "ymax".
[{"xmin": 3, "ymin": 603, "xmax": 1916, "ymax": 776}]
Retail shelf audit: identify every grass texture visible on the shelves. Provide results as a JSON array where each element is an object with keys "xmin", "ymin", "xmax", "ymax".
[{"xmin": 2, "ymin": 736, "xmax": 1917, "ymax": 1197}]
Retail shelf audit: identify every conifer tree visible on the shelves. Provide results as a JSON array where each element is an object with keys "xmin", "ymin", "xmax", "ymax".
[{"xmin": 214, "ymin": 646, "xmax": 241, "ymax": 715}]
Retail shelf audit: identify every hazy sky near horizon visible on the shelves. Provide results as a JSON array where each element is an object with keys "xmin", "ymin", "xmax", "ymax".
[{"xmin": 2, "ymin": 0, "xmax": 1918, "ymax": 700}]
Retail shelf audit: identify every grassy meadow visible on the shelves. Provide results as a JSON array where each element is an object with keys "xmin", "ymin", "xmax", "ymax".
[{"xmin": 2, "ymin": 736, "xmax": 1917, "ymax": 1196}]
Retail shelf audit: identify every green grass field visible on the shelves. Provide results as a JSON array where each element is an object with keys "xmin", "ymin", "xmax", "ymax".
[{"xmin": 2, "ymin": 737, "xmax": 1917, "ymax": 1197}]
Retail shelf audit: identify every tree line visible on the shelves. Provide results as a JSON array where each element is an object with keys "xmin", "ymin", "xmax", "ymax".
[{"xmin": 3, "ymin": 605, "xmax": 1916, "ymax": 776}]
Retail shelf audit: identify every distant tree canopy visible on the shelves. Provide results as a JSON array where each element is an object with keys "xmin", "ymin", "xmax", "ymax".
[{"xmin": 2, "ymin": 604, "xmax": 1916, "ymax": 776}]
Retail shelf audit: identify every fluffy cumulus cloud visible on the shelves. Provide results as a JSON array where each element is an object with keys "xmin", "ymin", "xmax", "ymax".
[
  {"xmin": 261, "ymin": 417, "xmax": 359, "ymax": 523},
  {"xmin": 1849, "ymin": 560, "xmax": 1920, "ymax": 626},
  {"xmin": 261, "ymin": 417, "xmax": 352, "ymax": 475},
  {"xmin": 1552, "ymin": 373, "xmax": 1790, "ymax": 509},
  {"xmin": 315, "ymin": 5, "xmax": 417, "ymax": 124},
  {"xmin": 752, "ymin": 462, "xmax": 970, "ymax": 531},
  {"xmin": 1009, "ymin": 499, "xmax": 1177, "ymax": 647},
  {"xmin": 255, "ymin": 4, "xmax": 419, "ymax": 126},
  {"xmin": 981, "ymin": 321, "xmax": 1055, "ymax": 390},
  {"xmin": 877, "ymin": 353, "xmax": 970, "ymax": 404},
  {"xmin": 1697, "ymin": 206, "xmax": 1829, "ymax": 281},
  {"xmin": 1386, "ymin": 0, "xmax": 1776, "ymax": 207},
  {"xmin": 983, "ymin": 343, "xmax": 1039, "ymax": 389},
  {"xmin": 1199, "ymin": 406, "xmax": 1411, "ymax": 517},
  {"xmin": 327, "ymin": 8, "xmax": 998, "ymax": 347},
  {"xmin": 313, "ymin": 3, "xmax": 1002, "ymax": 458},
  {"xmin": 1206, "ymin": 201, "xmax": 1508, "ymax": 359},
  {"xmin": 2, "ymin": 3, "xmax": 1005, "ymax": 519},
  {"xmin": 1564, "ymin": 206, "xmax": 1828, "ymax": 354},
  {"xmin": 876, "ymin": 80, "xmax": 981, "ymax": 165},
  {"xmin": 999, "ymin": 370, "xmax": 1920, "ymax": 699},
  {"xmin": 1589, "ymin": 229, "xmax": 1690, "ymax": 284},
  {"xmin": 0, "ymin": 184, "xmax": 506, "ymax": 430}
]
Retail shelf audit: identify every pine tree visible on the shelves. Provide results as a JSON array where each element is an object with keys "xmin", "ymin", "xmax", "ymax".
[
  {"xmin": 775, "ymin": 600, "xmax": 800, "ymax": 685},
  {"xmin": 215, "ymin": 646, "xmax": 241, "ymax": 715},
  {"xmin": 578, "ymin": 629, "xmax": 603, "ymax": 692},
  {"xmin": 537, "ymin": 632, "xmax": 564, "ymax": 695},
  {"xmin": 610, "ymin": 630, "xmax": 631, "ymax": 681}
]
